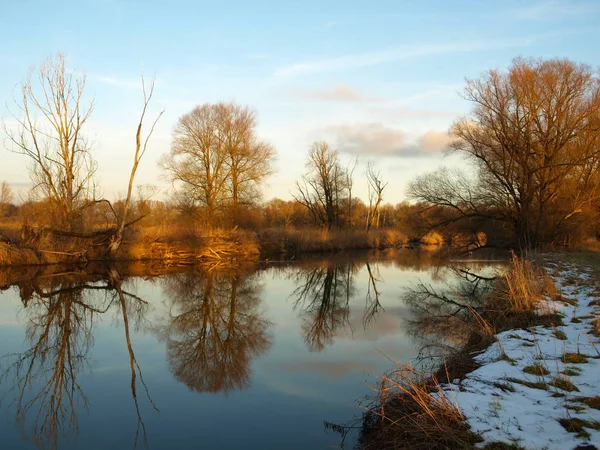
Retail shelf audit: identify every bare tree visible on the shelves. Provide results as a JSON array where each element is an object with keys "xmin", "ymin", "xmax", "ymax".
[
  {"xmin": 409, "ymin": 57, "xmax": 600, "ymax": 248},
  {"xmin": 214, "ymin": 102, "xmax": 275, "ymax": 224},
  {"xmin": 365, "ymin": 161, "xmax": 388, "ymax": 231},
  {"xmin": 294, "ymin": 141, "xmax": 348, "ymax": 229},
  {"xmin": 160, "ymin": 102, "xmax": 275, "ymax": 227},
  {"xmin": 108, "ymin": 77, "xmax": 164, "ymax": 255},
  {"xmin": 0, "ymin": 181, "xmax": 13, "ymax": 217},
  {"xmin": 160, "ymin": 104, "xmax": 229, "ymax": 226},
  {"xmin": 346, "ymin": 158, "xmax": 358, "ymax": 228},
  {"xmin": 4, "ymin": 53, "xmax": 96, "ymax": 232}
]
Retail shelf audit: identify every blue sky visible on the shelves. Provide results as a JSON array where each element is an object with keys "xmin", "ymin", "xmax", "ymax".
[{"xmin": 1, "ymin": 0, "xmax": 599, "ymax": 204}]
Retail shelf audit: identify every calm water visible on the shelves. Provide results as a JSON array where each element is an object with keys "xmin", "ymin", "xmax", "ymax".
[{"xmin": 0, "ymin": 250, "xmax": 504, "ymax": 450}]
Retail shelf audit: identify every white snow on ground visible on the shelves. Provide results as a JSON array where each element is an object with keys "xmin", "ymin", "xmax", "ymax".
[{"xmin": 437, "ymin": 261, "xmax": 600, "ymax": 450}]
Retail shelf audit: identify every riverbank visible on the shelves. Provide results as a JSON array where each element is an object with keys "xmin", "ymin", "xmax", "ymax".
[
  {"xmin": 360, "ymin": 252, "xmax": 600, "ymax": 450},
  {"xmin": 0, "ymin": 226, "xmax": 410, "ymax": 267}
]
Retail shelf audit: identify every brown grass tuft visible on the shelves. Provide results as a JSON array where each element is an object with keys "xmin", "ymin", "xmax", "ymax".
[
  {"xmin": 360, "ymin": 363, "xmax": 481, "ymax": 449},
  {"xmin": 0, "ymin": 242, "xmax": 40, "ymax": 266}
]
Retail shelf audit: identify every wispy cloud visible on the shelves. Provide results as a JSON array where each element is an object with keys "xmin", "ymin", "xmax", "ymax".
[
  {"xmin": 293, "ymin": 85, "xmax": 380, "ymax": 102},
  {"xmin": 368, "ymin": 105, "xmax": 458, "ymax": 121},
  {"xmin": 275, "ymin": 38, "xmax": 533, "ymax": 77},
  {"xmin": 320, "ymin": 123, "xmax": 451, "ymax": 158}
]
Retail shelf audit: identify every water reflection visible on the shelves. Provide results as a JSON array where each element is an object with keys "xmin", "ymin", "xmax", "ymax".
[
  {"xmin": 0, "ymin": 268, "xmax": 156, "ymax": 449},
  {"xmin": 290, "ymin": 262, "xmax": 356, "ymax": 352},
  {"xmin": 403, "ymin": 263, "xmax": 501, "ymax": 372},
  {"xmin": 0, "ymin": 250, "xmax": 508, "ymax": 450},
  {"xmin": 158, "ymin": 268, "xmax": 272, "ymax": 393}
]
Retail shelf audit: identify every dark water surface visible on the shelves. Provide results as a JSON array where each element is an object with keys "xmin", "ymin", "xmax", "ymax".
[{"xmin": 0, "ymin": 250, "xmax": 505, "ymax": 450}]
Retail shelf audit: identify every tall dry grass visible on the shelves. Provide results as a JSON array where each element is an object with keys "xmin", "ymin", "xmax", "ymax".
[
  {"xmin": 257, "ymin": 227, "xmax": 407, "ymax": 256},
  {"xmin": 362, "ymin": 363, "xmax": 479, "ymax": 450},
  {"xmin": 362, "ymin": 252, "xmax": 562, "ymax": 449},
  {"xmin": 496, "ymin": 251, "xmax": 558, "ymax": 312}
]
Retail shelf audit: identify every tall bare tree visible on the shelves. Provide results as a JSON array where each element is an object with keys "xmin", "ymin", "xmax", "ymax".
[
  {"xmin": 108, "ymin": 77, "xmax": 164, "ymax": 255},
  {"xmin": 410, "ymin": 57, "xmax": 600, "ymax": 248},
  {"xmin": 365, "ymin": 161, "xmax": 388, "ymax": 231},
  {"xmin": 214, "ymin": 102, "xmax": 275, "ymax": 224},
  {"xmin": 4, "ymin": 53, "xmax": 96, "ymax": 232},
  {"xmin": 160, "ymin": 102, "xmax": 274, "ymax": 227},
  {"xmin": 294, "ymin": 141, "xmax": 348, "ymax": 229}
]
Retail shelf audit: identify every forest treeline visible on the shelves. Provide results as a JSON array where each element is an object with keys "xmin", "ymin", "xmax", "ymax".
[{"xmin": 1, "ymin": 54, "xmax": 599, "ymax": 264}]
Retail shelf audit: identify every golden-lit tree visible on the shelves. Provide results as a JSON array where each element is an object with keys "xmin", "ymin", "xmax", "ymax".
[
  {"xmin": 410, "ymin": 57, "xmax": 600, "ymax": 248},
  {"xmin": 294, "ymin": 141, "xmax": 349, "ymax": 229},
  {"xmin": 160, "ymin": 102, "xmax": 275, "ymax": 227},
  {"xmin": 108, "ymin": 78, "xmax": 163, "ymax": 255},
  {"xmin": 365, "ymin": 161, "xmax": 388, "ymax": 231},
  {"xmin": 5, "ymin": 53, "xmax": 96, "ymax": 232},
  {"xmin": 0, "ymin": 181, "xmax": 13, "ymax": 217}
]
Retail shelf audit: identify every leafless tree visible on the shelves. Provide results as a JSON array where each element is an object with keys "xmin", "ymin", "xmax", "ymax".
[
  {"xmin": 108, "ymin": 77, "xmax": 163, "ymax": 255},
  {"xmin": 346, "ymin": 158, "xmax": 358, "ymax": 227},
  {"xmin": 294, "ymin": 141, "xmax": 348, "ymax": 229},
  {"xmin": 160, "ymin": 102, "xmax": 274, "ymax": 227},
  {"xmin": 160, "ymin": 104, "xmax": 229, "ymax": 226},
  {"xmin": 409, "ymin": 57, "xmax": 600, "ymax": 248},
  {"xmin": 215, "ymin": 102, "xmax": 275, "ymax": 224},
  {"xmin": 365, "ymin": 161, "xmax": 388, "ymax": 231},
  {"xmin": 4, "ymin": 53, "xmax": 96, "ymax": 232},
  {"xmin": 0, "ymin": 181, "xmax": 13, "ymax": 217}
]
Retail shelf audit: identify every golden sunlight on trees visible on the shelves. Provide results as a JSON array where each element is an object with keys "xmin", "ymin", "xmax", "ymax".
[
  {"xmin": 366, "ymin": 161, "xmax": 388, "ymax": 231},
  {"xmin": 160, "ymin": 102, "xmax": 275, "ymax": 227},
  {"xmin": 108, "ymin": 77, "xmax": 164, "ymax": 255},
  {"xmin": 294, "ymin": 141, "xmax": 350, "ymax": 230},
  {"xmin": 4, "ymin": 53, "xmax": 96, "ymax": 232},
  {"xmin": 409, "ymin": 57, "xmax": 600, "ymax": 248},
  {"xmin": 0, "ymin": 181, "xmax": 13, "ymax": 217}
]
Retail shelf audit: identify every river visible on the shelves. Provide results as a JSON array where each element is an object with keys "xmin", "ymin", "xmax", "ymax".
[{"xmin": 0, "ymin": 249, "xmax": 506, "ymax": 449}]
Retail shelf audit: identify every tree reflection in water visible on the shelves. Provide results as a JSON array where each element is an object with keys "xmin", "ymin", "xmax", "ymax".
[
  {"xmin": 159, "ymin": 267, "xmax": 272, "ymax": 393},
  {"xmin": 0, "ymin": 269, "xmax": 156, "ymax": 449},
  {"xmin": 403, "ymin": 264, "xmax": 499, "ymax": 371},
  {"xmin": 289, "ymin": 262, "xmax": 356, "ymax": 352}
]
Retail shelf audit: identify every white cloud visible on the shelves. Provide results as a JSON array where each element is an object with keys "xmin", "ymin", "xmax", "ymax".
[
  {"xmin": 274, "ymin": 38, "xmax": 533, "ymax": 77},
  {"xmin": 419, "ymin": 130, "xmax": 452, "ymax": 152},
  {"xmin": 319, "ymin": 123, "xmax": 451, "ymax": 158}
]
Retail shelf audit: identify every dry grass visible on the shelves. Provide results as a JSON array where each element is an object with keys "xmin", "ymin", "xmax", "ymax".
[
  {"xmin": 0, "ymin": 242, "xmax": 40, "ymax": 266},
  {"xmin": 561, "ymin": 352, "xmax": 589, "ymax": 364},
  {"xmin": 558, "ymin": 417, "xmax": 600, "ymax": 439},
  {"xmin": 257, "ymin": 227, "xmax": 407, "ymax": 256},
  {"xmin": 501, "ymin": 252, "xmax": 557, "ymax": 312},
  {"xmin": 523, "ymin": 363, "xmax": 550, "ymax": 376},
  {"xmin": 361, "ymin": 253, "xmax": 564, "ymax": 449},
  {"xmin": 117, "ymin": 227, "xmax": 260, "ymax": 264},
  {"xmin": 0, "ymin": 224, "xmax": 262, "ymax": 266},
  {"xmin": 361, "ymin": 363, "xmax": 480, "ymax": 450},
  {"xmin": 592, "ymin": 319, "xmax": 600, "ymax": 337}
]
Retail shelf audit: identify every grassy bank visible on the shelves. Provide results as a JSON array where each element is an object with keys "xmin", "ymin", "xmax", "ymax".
[
  {"xmin": 360, "ymin": 253, "xmax": 600, "ymax": 449},
  {"xmin": 0, "ymin": 224, "xmax": 410, "ymax": 267}
]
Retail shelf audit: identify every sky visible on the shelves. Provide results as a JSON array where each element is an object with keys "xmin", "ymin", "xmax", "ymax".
[{"xmin": 1, "ymin": 0, "xmax": 599, "ymax": 205}]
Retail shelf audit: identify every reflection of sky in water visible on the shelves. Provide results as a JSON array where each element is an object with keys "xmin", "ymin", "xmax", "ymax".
[{"xmin": 0, "ymin": 252, "xmax": 504, "ymax": 449}]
